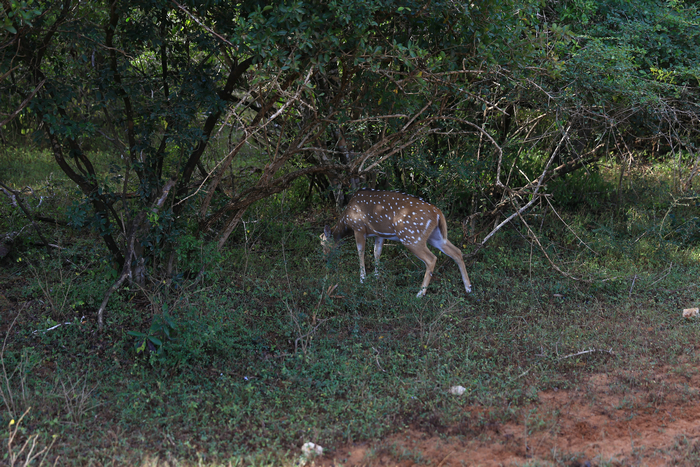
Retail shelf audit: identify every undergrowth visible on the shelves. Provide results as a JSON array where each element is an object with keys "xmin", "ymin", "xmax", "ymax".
[{"xmin": 1, "ymin": 161, "xmax": 700, "ymax": 465}]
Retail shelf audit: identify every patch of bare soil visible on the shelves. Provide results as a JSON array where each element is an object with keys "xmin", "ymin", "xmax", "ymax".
[{"xmin": 320, "ymin": 363, "xmax": 700, "ymax": 466}]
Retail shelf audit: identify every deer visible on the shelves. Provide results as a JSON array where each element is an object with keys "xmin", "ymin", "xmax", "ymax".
[{"xmin": 321, "ymin": 189, "xmax": 471, "ymax": 297}]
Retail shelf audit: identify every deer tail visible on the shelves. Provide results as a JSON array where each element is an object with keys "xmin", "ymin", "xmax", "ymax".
[{"xmin": 438, "ymin": 211, "xmax": 449, "ymax": 240}]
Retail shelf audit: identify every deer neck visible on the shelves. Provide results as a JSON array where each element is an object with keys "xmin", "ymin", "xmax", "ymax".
[{"xmin": 333, "ymin": 220, "xmax": 354, "ymax": 242}]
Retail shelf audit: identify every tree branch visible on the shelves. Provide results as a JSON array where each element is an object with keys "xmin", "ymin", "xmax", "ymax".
[
  {"xmin": 0, "ymin": 79, "xmax": 45, "ymax": 128},
  {"xmin": 0, "ymin": 181, "xmax": 51, "ymax": 253}
]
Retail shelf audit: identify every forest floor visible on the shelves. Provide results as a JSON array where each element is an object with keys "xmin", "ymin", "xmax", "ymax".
[
  {"xmin": 317, "ymin": 360, "xmax": 700, "ymax": 466},
  {"xmin": 3, "ymin": 158, "xmax": 700, "ymax": 466}
]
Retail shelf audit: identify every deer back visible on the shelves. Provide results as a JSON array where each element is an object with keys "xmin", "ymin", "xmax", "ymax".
[{"xmin": 339, "ymin": 190, "xmax": 444, "ymax": 245}]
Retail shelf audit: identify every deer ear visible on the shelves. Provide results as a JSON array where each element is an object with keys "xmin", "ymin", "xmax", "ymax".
[{"xmin": 323, "ymin": 225, "xmax": 332, "ymax": 240}]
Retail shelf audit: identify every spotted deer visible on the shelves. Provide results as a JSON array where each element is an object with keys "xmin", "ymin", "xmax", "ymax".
[{"xmin": 321, "ymin": 189, "xmax": 472, "ymax": 297}]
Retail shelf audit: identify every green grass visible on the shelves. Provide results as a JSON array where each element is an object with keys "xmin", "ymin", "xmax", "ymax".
[
  {"xmin": 0, "ymin": 148, "xmax": 60, "ymax": 189},
  {"xmin": 2, "ymin": 159, "xmax": 700, "ymax": 465}
]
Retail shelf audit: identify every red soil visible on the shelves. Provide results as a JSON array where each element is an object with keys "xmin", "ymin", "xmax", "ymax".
[{"xmin": 319, "ymin": 362, "xmax": 700, "ymax": 466}]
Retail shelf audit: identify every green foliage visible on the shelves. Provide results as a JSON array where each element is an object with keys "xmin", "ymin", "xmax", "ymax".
[
  {"xmin": 2, "ymin": 0, "xmax": 696, "ymax": 329},
  {"xmin": 554, "ymin": 0, "xmax": 700, "ymax": 102},
  {"xmin": 2, "ymin": 162, "xmax": 700, "ymax": 463},
  {"xmin": 548, "ymin": 166, "xmax": 614, "ymax": 210},
  {"xmin": 5, "ymin": 0, "xmax": 540, "ymax": 291},
  {"xmin": 1, "ymin": 0, "xmax": 42, "ymax": 34},
  {"xmin": 2, "ymin": 0, "xmax": 700, "ymax": 459},
  {"xmin": 127, "ymin": 318, "xmax": 174, "ymax": 366}
]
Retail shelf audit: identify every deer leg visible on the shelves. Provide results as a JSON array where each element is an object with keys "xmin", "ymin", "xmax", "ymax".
[
  {"xmin": 354, "ymin": 230, "xmax": 367, "ymax": 283},
  {"xmin": 405, "ymin": 243, "xmax": 437, "ymax": 298},
  {"xmin": 373, "ymin": 237, "xmax": 385, "ymax": 277},
  {"xmin": 428, "ymin": 231, "xmax": 472, "ymax": 294},
  {"xmin": 434, "ymin": 239, "xmax": 472, "ymax": 293}
]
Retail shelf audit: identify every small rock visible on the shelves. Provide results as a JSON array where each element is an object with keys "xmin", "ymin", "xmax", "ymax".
[
  {"xmin": 449, "ymin": 385, "xmax": 467, "ymax": 396},
  {"xmin": 682, "ymin": 308, "xmax": 699, "ymax": 318},
  {"xmin": 301, "ymin": 442, "xmax": 323, "ymax": 456}
]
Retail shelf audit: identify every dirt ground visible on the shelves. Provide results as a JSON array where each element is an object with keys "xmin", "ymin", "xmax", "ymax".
[{"xmin": 317, "ymin": 360, "xmax": 700, "ymax": 466}]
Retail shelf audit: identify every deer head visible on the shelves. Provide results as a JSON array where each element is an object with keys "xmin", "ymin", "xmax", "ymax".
[{"xmin": 321, "ymin": 189, "xmax": 472, "ymax": 297}]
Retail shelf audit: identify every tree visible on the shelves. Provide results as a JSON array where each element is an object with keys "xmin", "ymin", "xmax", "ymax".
[
  {"xmin": 3, "ymin": 0, "xmax": 698, "ymax": 328},
  {"xmin": 2, "ymin": 0, "xmax": 539, "ymax": 326}
]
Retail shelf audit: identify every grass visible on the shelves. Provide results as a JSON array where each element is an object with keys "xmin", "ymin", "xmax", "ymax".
[
  {"xmin": 0, "ymin": 149, "xmax": 62, "ymax": 190},
  {"xmin": 1, "ymin": 150, "xmax": 700, "ymax": 464}
]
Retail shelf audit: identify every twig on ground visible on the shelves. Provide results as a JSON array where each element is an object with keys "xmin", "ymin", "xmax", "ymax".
[
  {"xmin": 437, "ymin": 450, "xmax": 455, "ymax": 467},
  {"xmin": 371, "ymin": 347, "xmax": 385, "ymax": 372},
  {"xmin": 558, "ymin": 348, "xmax": 614, "ymax": 360},
  {"xmin": 32, "ymin": 317, "xmax": 85, "ymax": 334}
]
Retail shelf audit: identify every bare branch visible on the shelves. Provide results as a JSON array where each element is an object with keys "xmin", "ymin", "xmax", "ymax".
[
  {"xmin": 171, "ymin": 0, "xmax": 236, "ymax": 48},
  {"xmin": 543, "ymin": 195, "xmax": 599, "ymax": 255},
  {"xmin": 0, "ymin": 79, "xmax": 45, "ymax": 128},
  {"xmin": 0, "ymin": 181, "xmax": 51, "ymax": 253},
  {"xmin": 478, "ymin": 126, "xmax": 570, "ymax": 246}
]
